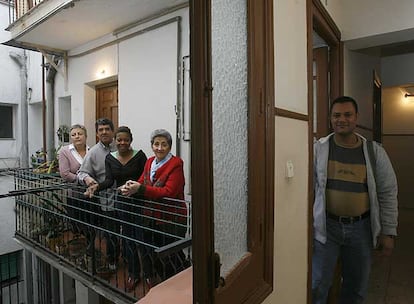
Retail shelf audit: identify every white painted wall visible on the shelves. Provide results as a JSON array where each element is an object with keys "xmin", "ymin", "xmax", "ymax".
[
  {"xmin": 119, "ymin": 21, "xmax": 178, "ymax": 158},
  {"xmin": 263, "ymin": 1, "xmax": 309, "ymax": 303},
  {"xmin": 323, "ymin": 0, "xmax": 414, "ymax": 42},
  {"xmin": 0, "ymin": 2, "xmax": 43, "ymax": 167},
  {"xmin": 27, "ymin": 53, "xmax": 44, "ymax": 160},
  {"xmin": 273, "ymin": 0, "xmax": 307, "ymax": 115},
  {"xmin": 53, "ymin": 7, "xmax": 191, "ymax": 195},
  {"xmin": 0, "ymin": 2, "xmax": 21, "ymax": 166}
]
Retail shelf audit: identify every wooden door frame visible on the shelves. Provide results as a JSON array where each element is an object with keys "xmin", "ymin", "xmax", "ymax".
[
  {"xmin": 313, "ymin": 46, "xmax": 330, "ymax": 138},
  {"xmin": 191, "ymin": 0, "xmax": 275, "ymax": 303},
  {"xmin": 373, "ymin": 70, "xmax": 382, "ymax": 142},
  {"xmin": 307, "ymin": 0, "xmax": 343, "ymax": 302}
]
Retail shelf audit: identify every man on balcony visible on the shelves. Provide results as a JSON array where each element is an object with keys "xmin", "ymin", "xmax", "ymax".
[{"xmin": 78, "ymin": 118, "xmax": 118, "ymax": 271}]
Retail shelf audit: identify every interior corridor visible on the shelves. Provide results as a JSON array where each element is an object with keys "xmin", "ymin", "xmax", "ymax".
[{"xmin": 366, "ymin": 207, "xmax": 414, "ymax": 303}]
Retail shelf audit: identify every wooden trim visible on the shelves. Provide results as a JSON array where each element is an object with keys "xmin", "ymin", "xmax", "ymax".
[
  {"xmin": 356, "ymin": 124, "xmax": 373, "ymax": 132},
  {"xmin": 339, "ymin": 41, "xmax": 344, "ymax": 95},
  {"xmin": 264, "ymin": 0, "xmax": 275, "ymax": 288},
  {"xmin": 192, "ymin": 1, "xmax": 274, "ymax": 302},
  {"xmin": 217, "ymin": 253, "xmax": 252, "ymax": 289},
  {"xmin": 274, "ymin": 107, "xmax": 309, "ymax": 122},
  {"xmin": 190, "ymin": 1, "xmax": 215, "ymax": 303},
  {"xmin": 373, "ymin": 70, "xmax": 382, "ymax": 87},
  {"xmin": 308, "ymin": 1, "xmax": 343, "ymax": 303},
  {"xmin": 383, "ymin": 133, "xmax": 414, "ymax": 137},
  {"xmin": 95, "ymin": 80, "xmax": 118, "ymax": 89},
  {"xmin": 312, "ymin": 0, "xmax": 340, "ymax": 44},
  {"xmin": 306, "ymin": 1, "xmax": 314, "ymax": 303},
  {"xmin": 312, "ymin": 0, "xmax": 342, "ymax": 100},
  {"xmin": 215, "ymin": 0, "xmax": 274, "ymax": 303}
]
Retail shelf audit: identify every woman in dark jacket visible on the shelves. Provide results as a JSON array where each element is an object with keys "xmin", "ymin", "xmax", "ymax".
[{"xmin": 87, "ymin": 126, "xmax": 146, "ymax": 291}]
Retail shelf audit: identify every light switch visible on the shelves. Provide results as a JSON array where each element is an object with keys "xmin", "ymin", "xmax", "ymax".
[{"xmin": 286, "ymin": 160, "xmax": 294, "ymax": 178}]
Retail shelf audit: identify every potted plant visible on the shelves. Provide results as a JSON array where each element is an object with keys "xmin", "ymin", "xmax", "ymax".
[{"xmin": 57, "ymin": 125, "xmax": 70, "ymax": 143}]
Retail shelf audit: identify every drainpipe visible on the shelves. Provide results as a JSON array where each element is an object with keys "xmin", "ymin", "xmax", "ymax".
[
  {"xmin": 9, "ymin": 50, "xmax": 29, "ymax": 168},
  {"xmin": 45, "ymin": 57, "xmax": 57, "ymax": 161}
]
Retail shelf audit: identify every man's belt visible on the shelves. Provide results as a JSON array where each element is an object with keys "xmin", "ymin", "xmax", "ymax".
[{"xmin": 326, "ymin": 210, "xmax": 370, "ymax": 224}]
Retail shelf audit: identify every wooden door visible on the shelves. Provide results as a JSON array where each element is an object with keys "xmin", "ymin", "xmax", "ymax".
[
  {"xmin": 311, "ymin": 1, "xmax": 343, "ymax": 303},
  {"xmin": 96, "ymin": 82, "xmax": 118, "ymax": 130},
  {"xmin": 191, "ymin": 0, "xmax": 274, "ymax": 303},
  {"xmin": 313, "ymin": 46, "xmax": 330, "ymax": 139},
  {"xmin": 373, "ymin": 71, "xmax": 382, "ymax": 142}
]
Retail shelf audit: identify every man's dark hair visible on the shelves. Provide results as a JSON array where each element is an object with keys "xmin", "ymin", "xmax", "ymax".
[
  {"xmin": 330, "ymin": 96, "xmax": 358, "ymax": 114},
  {"xmin": 95, "ymin": 118, "xmax": 114, "ymax": 132}
]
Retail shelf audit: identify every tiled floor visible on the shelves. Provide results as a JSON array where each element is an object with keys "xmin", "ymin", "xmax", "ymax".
[{"xmin": 366, "ymin": 207, "xmax": 414, "ymax": 304}]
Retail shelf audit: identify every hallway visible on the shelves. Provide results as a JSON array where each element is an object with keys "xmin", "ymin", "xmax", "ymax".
[{"xmin": 366, "ymin": 207, "xmax": 414, "ymax": 303}]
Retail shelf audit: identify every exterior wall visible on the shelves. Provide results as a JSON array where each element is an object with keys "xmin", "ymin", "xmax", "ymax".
[
  {"xmin": 27, "ymin": 52, "xmax": 44, "ymax": 160},
  {"xmin": 0, "ymin": 2, "xmax": 21, "ymax": 167},
  {"xmin": 53, "ymin": 7, "xmax": 191, "ymax": 196},
  {"xmin": 263, "ymin": 1, "xmax": 309, "ymax": 303},
  {"xmin": 0, "ymin": 2, "xmax": 43, "ymax": 167}
]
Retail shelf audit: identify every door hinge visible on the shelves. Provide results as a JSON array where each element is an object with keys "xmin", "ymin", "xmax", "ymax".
[
  {"xmin": 214, "ymin": 252, "xmax": 225, "ymax": 288},
  {"xmin": 204, "ymin": 82, "xmax": 213, "ymax": 98}
]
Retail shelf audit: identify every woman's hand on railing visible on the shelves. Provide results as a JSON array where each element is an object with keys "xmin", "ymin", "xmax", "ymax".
[{"xmin": 119, "ymin": 180, "xmax": 141, "ymax": 196}]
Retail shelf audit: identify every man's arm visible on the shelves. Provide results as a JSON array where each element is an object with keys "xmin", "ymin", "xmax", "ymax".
[
  {"xmin": 77, "ymin": 152, "xmax": 97, "ymax": 186},
  {"xmin": 374, "ymin": 144, "xmax": 398, "ymax": 256}
]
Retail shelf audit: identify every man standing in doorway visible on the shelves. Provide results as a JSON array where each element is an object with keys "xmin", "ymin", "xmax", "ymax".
[
  {"xmin": 312, "ymin": 96, "xmax": 398, "ymax": 304},
  {"xmin": 78, "ymin": 118, "xmax": 118, "ymax": 270}
]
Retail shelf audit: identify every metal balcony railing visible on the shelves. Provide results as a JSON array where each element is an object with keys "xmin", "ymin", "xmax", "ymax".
[
  {"xmin": 10, "ymin": 168, "xmax": 192, "ymax": 302},
  {"xmin": 7, "ymin": 0, "xmax": 44, "ymax": 24}
]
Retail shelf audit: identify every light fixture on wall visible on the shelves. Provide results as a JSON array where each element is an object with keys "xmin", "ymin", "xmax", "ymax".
[
  {"xmin": 402, "ymin": 85, "xmax": 414, "ymax": 98},
  {"xmin": 96, "ymin": 68, "xmax": 107, "ymax": 79}
]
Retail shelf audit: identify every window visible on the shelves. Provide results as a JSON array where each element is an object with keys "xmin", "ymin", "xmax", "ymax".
[
  {"xmin": 0, "ymin": 251, "xmax": 20, "ymax": 283},
  {"xmin": 0, "ymin": 105, "xmax": 13, "ymax": 139},
  {"xmin": 191, "ymin": 0, "xmax": 275, "ymax": 302}
]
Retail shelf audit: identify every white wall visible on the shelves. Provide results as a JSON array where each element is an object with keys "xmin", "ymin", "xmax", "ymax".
[
  {"xmin": 53, "ymin": 7, "xmax": 191, "ymax": 194},
  {"xmin": 274, "ymin": 0, "xmax": 307, "ymax": 114},
  {"xmin": 1, "ymin": 2, "xmax": 43, "ymax": 166},
  {"xmin": 119, "ymin": 21, "xmax": 178, "ymax": 158},
  {"xmin": 27, "ymin": 53, "xmax": 44, "ymax": 160},
  {"xmin": 323, "ymin": 0, "xmax": 414, "ymax": 43},
  {"xmin": 0, "ymin": 2, "xmax": 21, "ymax": 165},
  {"xmin": 263, "ymin": 0, "xmax": 309, "ymax": 303}
]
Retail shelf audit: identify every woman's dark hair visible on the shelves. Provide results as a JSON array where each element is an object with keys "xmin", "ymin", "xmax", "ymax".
[
  {"xmin": 95, "ymin": 118, "xmax": 114, "ymax": 132},
  {"xmin": 115, "ymin": 126, "xmax": 133, "ymax": 141},
  {"xmin": 150, "ymin": 129, "xmax": 172, "ymax": 147},
  {"xmin": 330, "ymin": 96, "xmax": 359, "ymax": 114}
]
